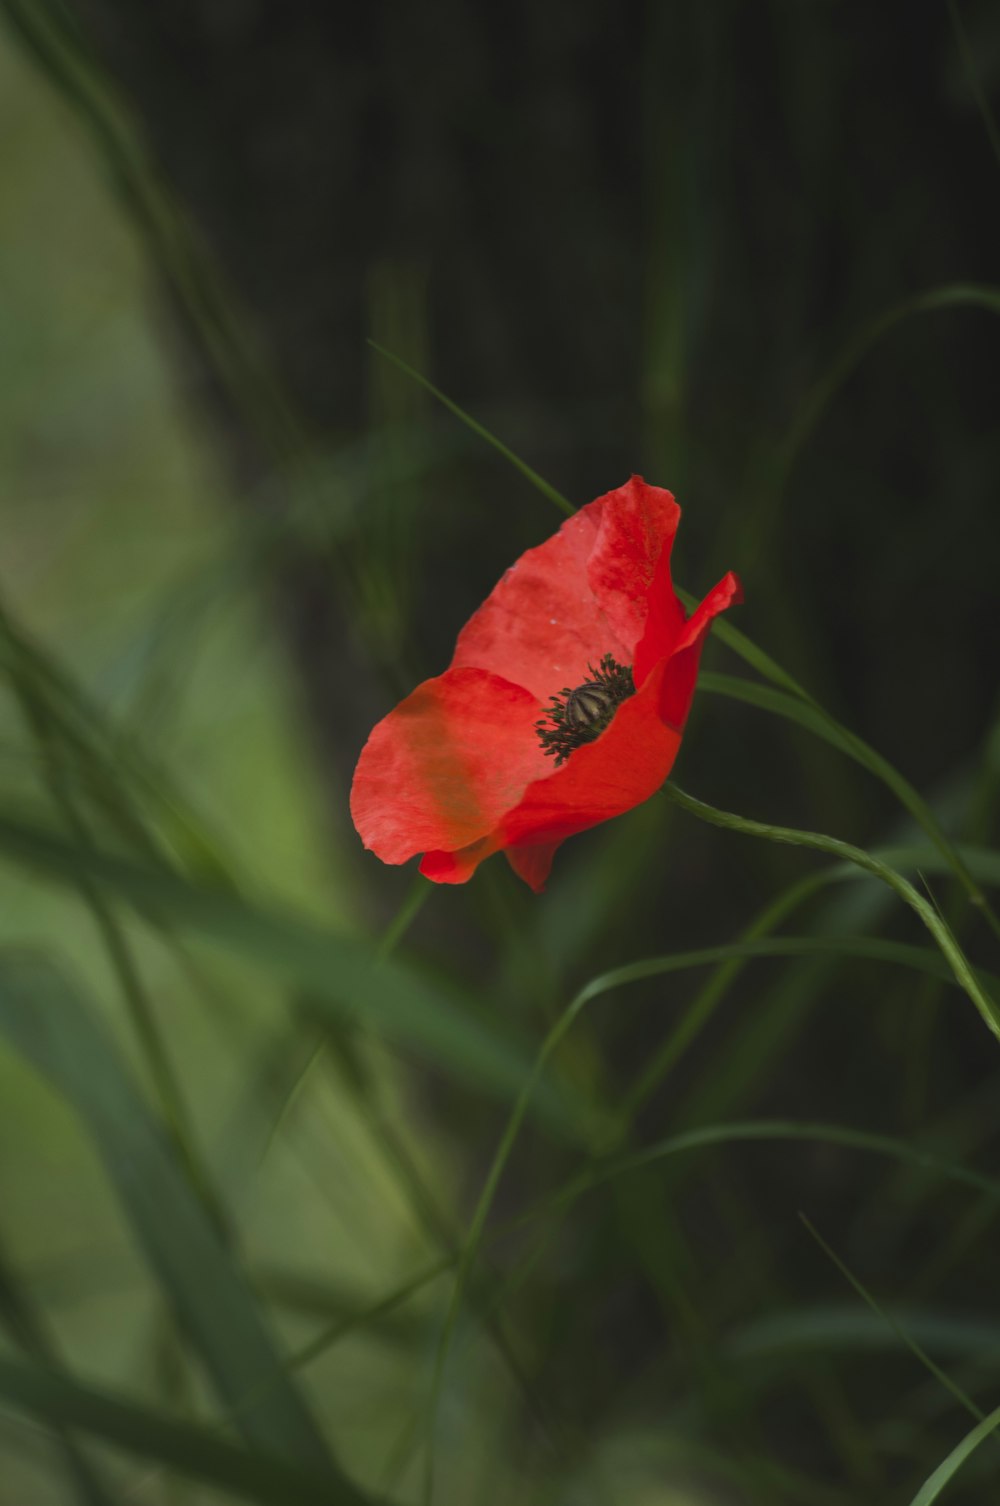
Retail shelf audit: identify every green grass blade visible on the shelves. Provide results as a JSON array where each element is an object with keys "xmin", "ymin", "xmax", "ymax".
[
  {"xmin": 728, "ymin": 1306, "xmax": 1000, "ymax": 1363},
  {"xmin": 533, "ymin": 1119, "xmax": 1000, "ymax": 1220},
  {"xmin": 574, "ymin": 936, "xmax": 1000, "ymax": 1009},
  {"xmin": 699, "ymin": 669, "xmax": 1000, "ymax": 935},
  {"xmin": 581, "ymin": 933, "xmax": 1000, "ymax": 1137},
  {"xmin": 416, "ymin": 925, "xmax": 1000, "ymax": 1496},
  {"xmin": 946, "ymin": 1, "xmax": 1000, "ymax": 180},
  {"xmin": 0, "ymin": 1241, "xmax": 115, "ymax": 1506},
  {"xmin": 908, "ymin": 1403, "xmax": 1000, "ymax": 1506},
  {"xmin": 615, "ymin": 870, "xmax": 828, "ymax": 1129},
  {"xmin": 799, "ymin": 1215, "xmax": 984, "ymax": 1424},
  {"xmin": 664, "ymin": 783, "xmax": 1000, "ymax": 1042},
  {"xmin": 777, "ymin": 284, "xmax": 1000, "ymax": 500},
  {"xmin": 0, "ymin": 955, "xmax": 350, "ymax": 1482},
  {"xmin": 10, "ymin": 676, "xmax": 224, "ymax": 1231},
  {"xmin": 681, "ymin": 596, "xmax": 811, "ymax": 699},
  {"xmin": 0, "ymin": 1354, "xmax": 369, "ymax": 1506},
  {"xmin": 698, "ymin": 671, "xmax": 855, "ymax": 753},
  {"xmin": 258, "ymin": 1115, "xmax": 1000, "ymax": 1395},
  {"xmin": 367, "ymin": 342, "xmax": 575, "ymax": 517},
  {"xmin": 0, "ymin": 809, "xmax": 575, "ymax": 1128},
  {"xmin": 423, "ymin": 979, "xmax": 595, "ymax": 1503},
  {"xmin": 0, "ymin": 0, "xmax": 305, "ymax": 463},
  {"xmin": 0, "ymin": 588, "xmax": 237, "ymax": 890}
]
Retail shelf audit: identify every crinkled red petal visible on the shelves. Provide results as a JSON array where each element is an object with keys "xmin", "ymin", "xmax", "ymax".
[
  {"xmin": 657, "ymin": 571, "xmax": 742, "ymax": 728},
  {"xmin": 350, "ymin": 667, "xmax": 547, "ymax": 866},
  {"xmin": 497, "ymin": 570, "xmax": 741, "ymax": 886},
  {"xmin": 451, "ymin": 476, "xmax": 681, "ymax": 701},
  {"xmin": 586, "ymin": 476, "xmax": 683, "ymax": 675}
]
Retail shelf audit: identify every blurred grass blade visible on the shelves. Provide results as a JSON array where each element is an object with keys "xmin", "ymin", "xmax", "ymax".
[
  {"xmin": 947, "ymin": 0, "xmax": 1000, "ymax": 176},
  {"xmin": 9, "ymin": 673, "xmax": 222, "ymax": 1228},
  {"xmin": 777, "ymin": 284, "xmax": 1000, "ymax": 503},
  {"xmin": 0, "ymin": 588, "xmax": 237, "ymax": 890},
  {"xmin": 0, "ymin": 955, "xmax": 352, "ymax": 1484},
  {"xmin": 0, "ymin": 810, "xmax": 575, "ymax": 1128},
  {"xmin": 533, "ymin": 1119, "xmax": 1000, "ymax": 1224},
  {"xmin": 0, "ymin": 1242, "xmax": 115, "ymax": 1506},
  {"xmin": 0, "ymin": 0, "xmax": 304, "ymax": 462},
  {"xmin": 0, "ymin": 1354, "xmax": 367, "ymax": 1506},
  {"xmin": 729, "ymin": 1306, "xmax": 1000, "ymax": 1362},
  {"xmin": 424, "ymin": 975, "xmax": 598, "ymax": 1501},
  {"xmin": 496, "ymin": 1124, "xmax": 1000, "ymax": 1347},
  {"xmin": 908, "ymin": 1403, "xmax": 1000, "ymax": 1506}
]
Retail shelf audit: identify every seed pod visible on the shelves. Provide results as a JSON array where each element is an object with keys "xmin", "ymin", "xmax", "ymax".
[{"xmin": 565, "ymin": 684, "xmax": 613, "ymax": 731}]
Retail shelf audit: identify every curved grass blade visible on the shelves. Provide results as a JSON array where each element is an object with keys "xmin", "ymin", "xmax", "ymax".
[
  {"xmin": 697, "ymin": 666, "xmax": 1000, "ymax": 938},
  {"xmin": 572, "ymin": 936, "xmax": 1000, "ymax": 1010},
  {"xmin": 663, "ymin": 783, "xmax": 1000, "ymax": 1043},
  {"xmin": 0, "ymin": 1354, "xmax": 368, "ymax": 1506},
  {"xmin": 616, "ymin": 869, "xmax": 829, "ymax": 1129},
  {"xmin": 908, "ymin": 1404, "xmax": 1000, "ymax": 1506},
  {"xmin": 774, "ymin": 284, "xmax": 1000, "ymax": 508},
  {"xmin": 0, "ymin": 1242, "xmax": 115, "ymax": 1506},
  {"xmin": 0, "ymin": 955, "xmax": 351, "ymax": 1484},
  {"xmin": 620, "ymin": 840, "xmax": 1000, "ymax": 1130},
  {"xmin": 699, "ymin": 671, "xmax": 855, "ymax": 753},
  {"xmin": 249, "ymin": 1115, "xmax": 1000, "ymax": 1399},
  {"xmin": 419, "ymin": 917, "xmax": 1000, "ymax": 1496},
  {"xmin": 608, "ymin": 932, "xmax": 1000, "ymax": 1134},
  {"xmin": 728, "ymin": 1306, "xmax": 1000, "ymax": 1363},
  {"xmin": 529, "ymin": 1119, "xmax": 1000, "ymax": 1227},
  {"xmin": 948, "ymin": 0, "xmax": 1000, "ymax": 179}
]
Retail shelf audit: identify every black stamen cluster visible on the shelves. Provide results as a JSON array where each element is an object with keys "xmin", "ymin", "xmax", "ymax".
[{"xmin": 535, "ymin": 654, "xmax": 636, "ymax": 766}]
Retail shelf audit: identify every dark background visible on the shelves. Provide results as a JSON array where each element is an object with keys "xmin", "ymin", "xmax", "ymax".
[
  {"xmin": 48, "ymin": 0, "xmax": 1000, "ymax": 820},
  {"xmin": 2, "ymin": 1, "xmax": 1000, "ymax": 1501}
]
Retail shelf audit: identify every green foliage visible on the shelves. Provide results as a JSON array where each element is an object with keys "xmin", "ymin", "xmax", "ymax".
[{"xmin": 2, "ymin": 4, "xmax": 1000, "ymax": 1506}]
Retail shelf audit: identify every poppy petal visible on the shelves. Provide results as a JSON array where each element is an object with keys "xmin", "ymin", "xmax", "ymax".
[
  {"xmin": 586, "ymin": 476, "xmax": 684, "ymax": 671},
  {"xmin": 675, "ymin": 570, "xmax": 743, "ymax": 652},
  {"xmin": 419, "ymin": 837, "xmax": 498, "ymax": 885},
  {"xmin": 497, "ymin": 576, "xmax": 737, "ymax": 876},
  {"xmin": 350, "ymin": 667, "xmax": 547, "ymax": 865},
  {"xmin": 450, "ymin": 504, "xmax": 625, "ymax": 702},
  {"xmin": 504, "ymin": 842, "xmax": 559, "ymax": 893},
  {"xmin": 450, "ymin": 476, "xmax": 681, "ymax": 701},
  {"xmin": 658, "ymin": 571, "xmax": 743, "ymax": 728}
]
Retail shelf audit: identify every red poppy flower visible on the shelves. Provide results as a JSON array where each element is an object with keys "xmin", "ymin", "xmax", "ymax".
[{"xmin": 350, "ymin": 476, "xmax": 741, "ymax": 893}]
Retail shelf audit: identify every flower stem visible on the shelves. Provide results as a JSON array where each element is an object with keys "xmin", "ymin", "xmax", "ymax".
[{"xmin": 663, "ymin": 783, "xmax": 1000, "ymax": 1044}]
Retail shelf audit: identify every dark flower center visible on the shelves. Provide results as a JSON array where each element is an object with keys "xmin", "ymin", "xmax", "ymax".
[{"xmin": 535, "ymin": 654, "xmax": 636, "ymax": 765}]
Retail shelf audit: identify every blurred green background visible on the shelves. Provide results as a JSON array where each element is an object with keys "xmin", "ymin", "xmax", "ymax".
[{"xmin": 2, "ymin": 2, "xmax": 1000, "ymax": 1503}]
